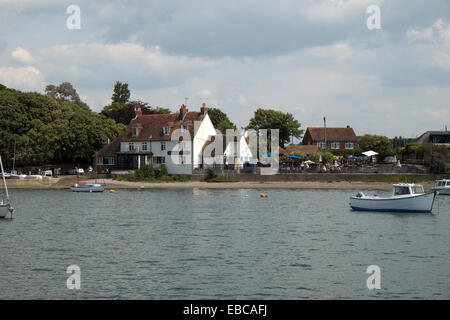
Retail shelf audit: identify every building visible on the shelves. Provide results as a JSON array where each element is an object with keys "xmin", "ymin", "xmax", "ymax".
[
  {"xmin": 302, "ymin": 126, "xmax": 358, "ymax": 150},
  {"xmin": 96, "ymin": 103, "xmax": 217, "ymax": 174},
  {"xmin": 416, "ymin": 130, "xmax": 450, "ymax": 161},
  {"xmin": 201, "ymin": 133, "xmax": 253, "ymax": 168}
]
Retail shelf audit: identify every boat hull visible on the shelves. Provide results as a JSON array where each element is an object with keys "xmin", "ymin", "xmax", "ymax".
[
  {"xmin": 432, "ymin": 187, "xmax": 450, "ymax": 195},
  {"xmin": 350, "ymin": 192, "xmax": 436, "ymax": 213},
  {"xmin": 0, "ymin": 204, "xmax": 11, "ymax": 218}
]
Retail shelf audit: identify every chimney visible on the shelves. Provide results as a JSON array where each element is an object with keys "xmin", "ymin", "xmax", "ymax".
[
  {"xmin": 179, "ymin": 104, "xmax": 188, "ymax": 120},
  {"xmin": 347, "ymin": 125, "xmax": 350, "ymax": 128},
  {"xmin": 134, "ymin": 107, "xmax": 142, "ymax": 117},
  {"xmin": 200, "ymin": 102, "xmax": 208, "ymax": 115}
]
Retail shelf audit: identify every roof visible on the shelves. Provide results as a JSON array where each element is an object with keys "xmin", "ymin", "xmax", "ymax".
[
  {"xmin": 96, "ymin": 137, "xmax": 121, "ymax": 157},
  {"xmin": 122, "ymin": 109, "xmax": 206, "ymax": 142},
  {"xmin": 416, "ymin": 130, "xmax": 450, "ymax": 144},
  {"xmin": 305, "ymin": 127, "xmax": 358, "ymax": 142},
  {"xmin": 285, "ymin": 144, "xmax": 319, "ymax": 155}
]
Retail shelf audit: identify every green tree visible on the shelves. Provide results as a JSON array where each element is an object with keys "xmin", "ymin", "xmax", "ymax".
[
  {"xmin": 359, "ymin": 134, "xmax": 394, "ymax": 158},
  {"xmin": 45, "ymin": 82, "xmax": 87, "ymax": 107},
  {"xmin": 246, "ymin": 108, "xmax": 302, "ymax": 148},
  {"xmin": 207, "ymin": 108, "xmax": 236, "ymax": 133},
  {"xmin": 111, "ymin": 81, "xmax": 130, "ymax": 104},
  {"xmin": 102, "ymin": 101, "xmax": 170, "ymax": 125}
]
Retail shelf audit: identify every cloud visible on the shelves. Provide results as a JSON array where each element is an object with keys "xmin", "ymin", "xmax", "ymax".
[
  {"xmin": 11, "ymin": 46, "xmax": 36, "ymax": 64},
  {"xmin": 0, "ymin": 65, "xmax": 45, "ymax": 90}
]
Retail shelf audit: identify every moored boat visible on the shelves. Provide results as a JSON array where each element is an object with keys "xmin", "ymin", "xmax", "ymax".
[
  {"xmin": 350, "ymin": 183, "xmax": 436, "ymax": 213},
  {"xmin": 432, "ymin": 179, "xmax": 450, "ymax": 195},
  {"xmin": 0, "ymin": 155, "xmax": 14, "ymax": 218},
  {"xmin": 70, "ymin": 183, "xmax": 105, "ymax": 192}
]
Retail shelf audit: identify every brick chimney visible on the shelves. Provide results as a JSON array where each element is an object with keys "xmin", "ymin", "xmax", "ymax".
[
  {"xmin": 134, "ymin": 107, "xmax": 142, "ymax": 117},
  {"xmin": 200, "ymin": 102, "xmax": 208, "ymax": 115},
  {"xmin": 180, "ymin": 104, "xmax": 188, "ymax": 120}
]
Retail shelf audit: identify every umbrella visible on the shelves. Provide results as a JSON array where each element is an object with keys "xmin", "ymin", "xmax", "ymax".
[
  {"xmin": 362, "ymin": 150, "xmax": 378, "ymax": 157},
  {"xmin": 263, "ymin": 153, "xmax": 271, "ymax": 157},
  {"xmin": 304, "ymin": 160, "xmax": 314, "ymax": 164},
  {"xmin": 287, "ymin": 155, "xmax": 301, "ymax": 159}
]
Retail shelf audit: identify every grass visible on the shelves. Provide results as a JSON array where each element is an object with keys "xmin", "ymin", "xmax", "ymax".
[
  {"xmin": 362, "ymin": 176, "xmax": 421, "ymax": 183},
  {"xmin": 202, "ymin": 177, "xmax": 239, "ymax": 183}
]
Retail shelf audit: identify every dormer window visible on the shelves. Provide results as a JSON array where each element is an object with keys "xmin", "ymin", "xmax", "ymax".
[
  {"xmin": 132, "ymin": 127, "xmax": 139, "ymax": 137},
  {"xmin": 163, "ymin": 126, "xmax": 170, "ymax": 136}
]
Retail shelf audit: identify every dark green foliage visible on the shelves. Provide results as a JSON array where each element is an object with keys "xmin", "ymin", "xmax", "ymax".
[
  {"xmin": 246, "ymin": 108, "xmax": 303, "ymax": 148},
  {"xmin": 330, "ymin": 149, "xmax": 363, "ymax": 157},
  {"xmin": 0, "ymin": 84, "xmax": 125, "ymax": 167},
  {"xmin": 111, "ymin": 81, "xmax": 130, "ymax": 104},
  {"xmin": 359, "ymin": 134, "xmax": 394, "ymax": 158},
  {"xmin": 102, "ymin": 101, "xmax": 170, "ymax": 125},
  {"xmin": 205, "ymin": 167, "xmax": 217, "ymax": 181},
  {"xmin": 207, "ymin": 108, "xmax": 236, "ymax": 133}
]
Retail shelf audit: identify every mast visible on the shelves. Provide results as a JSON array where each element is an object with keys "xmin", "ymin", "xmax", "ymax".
[
  {"xmin": 0, "ymin": 155, "xmax": 10, "ymax": 203},
  {"xmin": 12, "ymin": 138, "xmax": 16, "ymax": 172}
]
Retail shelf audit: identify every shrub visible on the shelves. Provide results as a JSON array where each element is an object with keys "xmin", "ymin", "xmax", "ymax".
[{"xmin": 205, "ymin": 167, "xmax": 217, "ymax": 181}]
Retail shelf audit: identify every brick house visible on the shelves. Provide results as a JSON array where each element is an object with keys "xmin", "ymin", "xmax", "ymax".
[{"xmin": 302, "ymin": 126, "xmax": 358, "ymax": 150}]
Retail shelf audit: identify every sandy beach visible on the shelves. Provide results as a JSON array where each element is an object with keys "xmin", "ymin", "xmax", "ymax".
[{"xmin": 5, "ymin": 176, "xmax": 436, "ymax": 191}]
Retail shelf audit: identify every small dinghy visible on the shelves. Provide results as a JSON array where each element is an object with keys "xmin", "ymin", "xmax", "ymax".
[
  {"xmin": 432, "ymin": 179, "xmax": 450, "ymax": 195},
  {"xmin": 70, "ymin": 183, "xmax": 105, "ymax": 192},
  {"xmin": 350, "ymin": 183, "xmax": 437, "ymax": 213}
]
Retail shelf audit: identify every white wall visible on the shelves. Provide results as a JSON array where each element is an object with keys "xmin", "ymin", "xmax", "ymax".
[{"xmin": 193, "ymin": 114, "xmax": 216, "ymax": 168}]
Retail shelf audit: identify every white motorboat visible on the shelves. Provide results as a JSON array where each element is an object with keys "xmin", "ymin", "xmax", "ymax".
[
  {"xmin": 432, "ymin": 179, "xmax": 450, "ymax": 195},
  {"xmin": 350, "ymin": 183, "xmax": 436, "ymax": 213},
  {"xmin": 70, "ymin": 183, "xmax": 105, "ymax": 192},
  {"xmin": 0, "ymin": 155, "xmax": 14, "ymax": 218}
]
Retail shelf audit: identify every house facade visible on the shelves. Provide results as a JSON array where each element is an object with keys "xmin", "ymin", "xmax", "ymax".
[
  {"xmin": 416, "ymin": 130, "xmax": 450, "ymax": 161},
  {"xmin": 302, "ymin": 126, "xmax": 359, "ymax": 150},
  {"xmin": 96, "ymin": 103, "xmax": 217, "ymax": 174},
  {"xmin": 202, "ymin": 133, "xmax": 253, "ymax": 168}
]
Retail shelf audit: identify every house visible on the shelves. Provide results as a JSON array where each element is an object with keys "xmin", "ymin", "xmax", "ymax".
[
  {"xmin": 202, "ymin": 133, "xmax": 253, "ymax": 168},
  {"xmin": 416, "ymin": 130, "xmax": 450, "ymax": 161},
  {"xmin": 302, "ymin": 126, "xmax": 358, "ymax": 150},
  {"xmin": 285, "ymin": 144, "xmax": 319, "ymax": 156},
  {"xmin": 96, "ymin": 103, "xmax": 217, "ymax": 174}
]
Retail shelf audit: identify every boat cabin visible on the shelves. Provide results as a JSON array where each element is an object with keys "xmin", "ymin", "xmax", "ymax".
[
  {"xmin": 435, "ymin": 179, "xmax": 450, "ymax": 187},
  {"xmin": 392, "ymin": 184, "xmax": 424, "ymax": 196}
]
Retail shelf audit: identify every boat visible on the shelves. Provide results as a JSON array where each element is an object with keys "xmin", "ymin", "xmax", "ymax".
[
  {"xmin": 70, "ymin": 183, "xmax": 105, "ymax": 192},
  {"xmin": 349, "ymin": 183, "xmax": 436, "ymax": 213},
  {"xmin": 432, "ymin": 179, "xmax": 450, "ymax": 195},
  {"xmin": 0, "ymin": 155, "xmax": 14, "ymax": 218}
]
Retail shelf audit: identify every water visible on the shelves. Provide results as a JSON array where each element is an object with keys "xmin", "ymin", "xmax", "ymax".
[{"xmin": 0, "ymin": 188, "xmax": 449, "ymax": 299}]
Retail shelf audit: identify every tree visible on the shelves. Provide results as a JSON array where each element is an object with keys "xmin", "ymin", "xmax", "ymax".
[
  {"xmin": 101, "ymin": 101, "xmax": 170, "ymax": 125},
  {"xmin": 359, "ymin": 134, "xmax": 394, "ymax": 158},
  {"xmin": 246, "ymin": 108, "xmax": 302, "ymax": 148},
  {"xmin": 207, "ymin": 108, "xmax": 236, "ymax": 133},
  {"xmin": 45, "ymin": 82, "xmax": 87, "ymax": 107},
  {"xmin": 0, "ymin": 84, "xmax": 125, "ymax": 167},
  {"xmin": 111, "ymin": 81, "xmax": 130, "ymax": 104}
]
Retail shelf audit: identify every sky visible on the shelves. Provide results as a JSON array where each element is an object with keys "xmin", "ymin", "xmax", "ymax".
[{"xmin": 1, "ymin": 0, "xmax": 450, "ymax": 138}]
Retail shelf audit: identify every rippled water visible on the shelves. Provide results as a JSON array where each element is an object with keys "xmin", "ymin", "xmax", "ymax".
[{"xmin": 0, "ymin": 188, "xmax": 449, "ymax": 299}]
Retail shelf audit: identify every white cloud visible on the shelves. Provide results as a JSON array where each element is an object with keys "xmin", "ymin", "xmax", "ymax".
[
  {"xmin": 11, "ymin": 47, "xmax": 36, "ymax": 64},
  {"xmin": 0, "ymin": 65, "xmax": 45, "ymax": 90}
]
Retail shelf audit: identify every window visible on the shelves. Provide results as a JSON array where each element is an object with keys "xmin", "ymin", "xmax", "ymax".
[
  {"xmin": 132, "ymin": 127, "xmax": 139, "ymax": 137},
  {"xmin": 412, "ymin": 186, "xmax": 424, "ymax": 194},
  {"xmin": 142, "ymin": 142, "xmax": 148, "ymax": 151},
  {"xmin": 163, "ymin": 126, "xmax": 170, "ymax": 136},
  {"xmin": 98, "ymin": 157, "xmax": 114, "ymax": 165},
  {"xmin": 331, "ymin": 142, "xmax": 340, "ymax": 149},
  {"xmin": 153, "ymin": 156, "xmax": 165, "ymax": 164},
  {"xmin": 345, "ymin": 142, "xmax": 354, "ymax": 149},
  {"xmin": 128, "ymin": 142, "xmax": 134, "ymax": 151},
  {"xmin": 179, "ymin": 155, "xmax": 185, "ymax": 164},
  {"xmin": 182, "ymin": 124, "xmax": 188, "ymax": 131},
  {"xmin": 317, "ymin": 141, "xmax": 326, "ymax": 148},
  {"xmin": 161, "ymin": 142, "xmax": 166, "ymax": 151},
  {"xmin": 394, "ymin": 186, "xmax": 410, "ymax": 195}
]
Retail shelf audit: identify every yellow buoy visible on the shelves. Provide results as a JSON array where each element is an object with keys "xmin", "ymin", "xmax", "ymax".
[
  {"xmin": 109, "ymin": 189, "xmax": 116, "ymax": 193},
  {"xmin": 260, "ymin": 193, "xmax": 267, "ymax": 198}
]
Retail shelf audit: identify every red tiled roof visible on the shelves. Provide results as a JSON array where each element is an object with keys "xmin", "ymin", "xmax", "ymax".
[
  {"xmin": 306, "ymin": 127, "xmax": 358, "ymax": 142},
  {"xmin": 122, "ymin": 111, "xmax": 206, "ymax": 142},
  {"xmin": 96, "ymin": 137, "xmax": 121, "ymax": 157}
]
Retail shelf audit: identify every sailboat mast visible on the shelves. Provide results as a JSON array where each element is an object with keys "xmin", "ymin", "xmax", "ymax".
[
  {"xmin": 12, "ymin": 138, "xmax": 16, "ymax": 172},
  {"xmin": 0, "ymin": 155, "xmax": 10, "ymax": 203}
]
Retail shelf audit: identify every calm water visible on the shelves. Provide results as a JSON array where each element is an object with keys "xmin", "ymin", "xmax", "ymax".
[{"xmin": 0, "ymin": 188, "xmax": 449, "ymax": 299}]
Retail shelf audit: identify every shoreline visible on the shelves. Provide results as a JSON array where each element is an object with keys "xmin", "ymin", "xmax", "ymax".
[{"xmin": 5, "ymin": 177, "xmax": 436, "ymax": 191}]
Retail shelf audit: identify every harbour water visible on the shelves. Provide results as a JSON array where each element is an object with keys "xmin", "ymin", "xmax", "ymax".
[{"xmin": 0, "ymin": 188, "xmax": 449, "ymax": 299}]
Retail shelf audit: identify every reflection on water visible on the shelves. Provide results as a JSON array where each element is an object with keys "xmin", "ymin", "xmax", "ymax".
[{"xmin": 0, "ymin": 188, "xmax": 449, "ymax": 299}]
